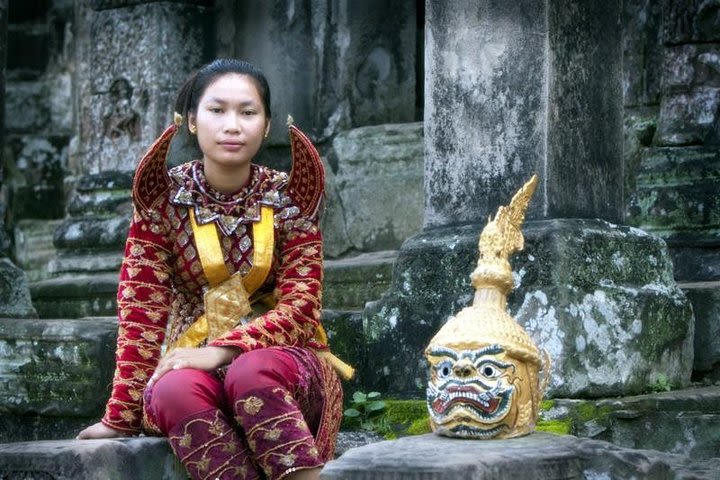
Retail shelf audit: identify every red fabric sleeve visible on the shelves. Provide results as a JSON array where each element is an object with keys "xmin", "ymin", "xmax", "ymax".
[
  {"xmin": 101, "ymin": 207, "xmax": 173, "ymax": 434},
  {"xmin": 209, "ymin": 216, "xmax": 323, "ymax": 353}
]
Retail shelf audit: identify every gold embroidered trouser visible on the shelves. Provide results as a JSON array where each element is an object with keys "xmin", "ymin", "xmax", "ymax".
[{"xmin": 168, "ymin": 408, "xmax": 261, "ymax": 480}]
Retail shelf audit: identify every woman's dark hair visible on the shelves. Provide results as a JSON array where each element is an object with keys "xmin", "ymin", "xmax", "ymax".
[{"xmin": 175, "ymin": 58, "xmax": 272, "ymax": 130}]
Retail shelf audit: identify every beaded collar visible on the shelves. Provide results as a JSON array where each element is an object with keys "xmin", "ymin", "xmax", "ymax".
[{"xmin": 169, "ymin": 161, "xmax": 288, "ymax": 235}]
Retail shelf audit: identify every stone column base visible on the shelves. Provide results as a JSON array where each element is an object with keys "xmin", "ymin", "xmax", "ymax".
[{"xmin": 362, "ymin": 219, "xmax": 694, "ymax": 398}]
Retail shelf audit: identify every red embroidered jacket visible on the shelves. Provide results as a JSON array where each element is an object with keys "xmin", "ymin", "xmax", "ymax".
[{"xmin": 101, "ymin": 161, "xmax": 326, "ymax": 434}]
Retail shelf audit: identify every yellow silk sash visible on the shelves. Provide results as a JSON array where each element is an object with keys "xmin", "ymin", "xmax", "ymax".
[
  {"xmin": 169, "ymin": 205, "xmax": 355, "ymax": 380},
  {"xmin": 169, "ymin": 206, "xmax": 274, "ymax": 350}
]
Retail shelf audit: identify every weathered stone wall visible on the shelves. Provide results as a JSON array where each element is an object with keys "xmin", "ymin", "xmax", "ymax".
[
  {"xmin": 216, "ymin": 0, "xmax": 418, "ymax": 143},
  {"xmin": 5, "ymin": 0, "xmax": 73, "ymax": 222},
  {"xmin": 623, "ymin": 0, "xmax": 720, "ymax": 379},
  {"xmin": 323, "ymin": 123, "xmax": 424, "ymax": 257},
  {"xmin": 0, "ymin": 0, "xmax": 8, "ymax": 255}
]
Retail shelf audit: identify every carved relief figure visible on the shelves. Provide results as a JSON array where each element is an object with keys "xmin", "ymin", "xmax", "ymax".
[{"xmin": 102, "ymin": 78, "xmax": 141, "ymax": 143}]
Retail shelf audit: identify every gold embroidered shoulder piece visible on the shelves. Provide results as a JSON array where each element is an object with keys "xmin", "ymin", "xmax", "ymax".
[
  {"xmin": 287, "ymin": 123, "xmax": 325, "ymax": 222},
  {"xmin": 132, "ymin": 124, "xmax": 177, "ymax": 212}
]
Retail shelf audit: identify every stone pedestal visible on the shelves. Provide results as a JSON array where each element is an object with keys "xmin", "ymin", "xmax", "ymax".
[
  {"xmin": 363, "ymin": 220, "xmax": 693, "ymax": 398},
  {"xmin": 321, "ymin": 432, "xmax": 720, "ymax": 479}
]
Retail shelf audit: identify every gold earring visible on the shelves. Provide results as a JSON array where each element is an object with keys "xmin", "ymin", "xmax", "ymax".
[{"xmin": 189, "ymin": 124, "xmax": 197, "ymax": 135}]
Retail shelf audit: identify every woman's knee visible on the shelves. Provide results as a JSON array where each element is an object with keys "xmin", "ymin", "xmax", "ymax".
[
  {"xmin": 147, "ymin": 368, "xmax": 224, "ymax": 432},
  {"xmin": 224, "ymin": 348, "xmax": 299, "ymax": 397}
]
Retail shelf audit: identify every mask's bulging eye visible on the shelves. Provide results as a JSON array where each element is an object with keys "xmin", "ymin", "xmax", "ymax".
[
  {"xmin": 480, "ymin": 363, "xmax": 501, "ymax": 379},
  {"xmin": 436, "ymin": 361, "xmax": 453, "ymax": 379}
]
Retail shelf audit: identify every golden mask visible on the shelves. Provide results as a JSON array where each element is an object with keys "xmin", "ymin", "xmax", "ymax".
[{"xmin": 425, "ymin": 175, "xmax": 550, "ymax": 439}]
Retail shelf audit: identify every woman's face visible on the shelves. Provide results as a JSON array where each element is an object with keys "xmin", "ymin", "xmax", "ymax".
[{"xmin": 189, "ymin": 73, "xmax": 270, "ymax": 172}]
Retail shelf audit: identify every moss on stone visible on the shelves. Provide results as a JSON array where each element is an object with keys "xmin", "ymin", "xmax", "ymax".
[
  {"xmin": 536, "ymin": 419, "xmax": 572, "ymax": 435},
  {"xmin": 540, "ymin": 399, "xmax": 556, "ymax": 411},
  {"xmin": 406, "ymin": 417, "xmax": 432, "ymax": 435}
]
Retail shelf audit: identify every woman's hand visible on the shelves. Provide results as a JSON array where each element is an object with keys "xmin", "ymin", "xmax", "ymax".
[
  {"xmin": 147, "ymin": 346, "xmax": 239, "ymax": 388},
  {"xmin": 77, "ymin": 422, "xmax": 129, "ymax": 440}
]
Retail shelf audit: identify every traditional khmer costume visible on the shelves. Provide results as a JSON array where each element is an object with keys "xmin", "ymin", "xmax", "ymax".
[{"xmin": 100, "ymin": 122, "xmax": 346, "ymax": 479}]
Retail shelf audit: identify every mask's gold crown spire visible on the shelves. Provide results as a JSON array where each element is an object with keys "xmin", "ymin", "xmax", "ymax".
[
  {"xmin": 427, "ymin": 175, "xmax": 542, "ymax": 365},
  {"xmin": 471, "ymin": 175, "xmax": 538, "ymax": 294}
]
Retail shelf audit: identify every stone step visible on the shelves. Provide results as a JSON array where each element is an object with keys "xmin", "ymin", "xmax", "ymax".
[
  {"xmin": 0, "ymin": 311, "xmax": 365, "ymax": 443},
  {"xmin": 626, "ymin": 146, "xmax": 720, "ymax": 242},
  {"xmin": 324, "ymin": 250, "xmax": 397, "ymax": 310},
  {"xmin": 29, "ymin": 250, "xmax": 397, "ymax": 319},
  {"xmin": 0, "ymin": 317, "xmax": 117, "ymax": 443},
  {"xmin": 543, "ymin": 385, "xmax": 720, "ymax": 461},
  {"xmin": 0, "ymin": 438, "xmax": 185, "ymax": 480},
  {"xmin": 12, "ymin": 219, "xmax": 63, "ymax": 283},
  {"xmin": 321, "ymin": 432, "xmax": 720, "ymax": 479},
  {"xmin": 30, "ymin": 273, "xmax": 119, "ymax": 319}
]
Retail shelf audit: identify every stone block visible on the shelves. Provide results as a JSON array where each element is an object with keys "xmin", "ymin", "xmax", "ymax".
[
  {"xmin": 324, "ymin": 251, "xmax": 396, "ymax": 310},
  {"xmin": 0, "ymin": 259, "xmax": 37, "ymax": 318},
  {"xmin": 0, "ymin": 438, "xmax": 185, "ymax": 480},
  {"xmin": 0, "ymin": 317, "xmax": 116, "ymax": 420},
  {"xmin": 681, "ymin": 282, "xmax": 720, "ymax": 373},
  {"xmin": 13, "ymin": 219, "xmax": 63, "ymax": 282},
  {"xmin": 5, "ymin": 81, "xmax": 50, "ymax": 131},
  {"xmin": 324, "ymin": 123, "xmax": 423, "ymax": 256},
  {"xmin": 30, "ymin": 274, "xmax": 119, "ymax": 318},
  {"xmin": 321, "ymin": 432, "xmax": 720, "ymax": 479},
  {"xmin": 52, "ymin": 215, "xmax": 130, "ymax": 251},
  {"xmin": 74, "ymin": 2, "xmax": 208, "ymax": 176},
  {"xmin": 626, "ymin": 146, "xmax": 720, "ymax": 248},
  {"xmin": 656, "ymin": 87, "xmax": 720, "ymax": 146},
  {"xmin": 362, "ymin": 219, "xmax": 693, "ymax": 398},
  {"xmin": 65, "ymin": 171, "xmax": 132, "ymax": 216},
  {"xmin": 663, "ymin": 45, "xmax": 720, "ymax": 90}
]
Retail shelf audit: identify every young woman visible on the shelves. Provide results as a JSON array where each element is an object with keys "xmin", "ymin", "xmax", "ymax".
[{"xmin": 78, "ymin": 59, "xmax": 344, "ymax": 480}]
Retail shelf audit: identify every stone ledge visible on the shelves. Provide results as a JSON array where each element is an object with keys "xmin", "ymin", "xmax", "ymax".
[
  {"xmin": 321, "ymin": 432, "xmax": 720, "ymax": 479},
  {"xmin": 324, "ymin": 251, "xmax": 397, "ymax": 310},
  {"xmin": 0, "ymin": 432, "xmax": 380, "ymax": 480},
  {"xmin": 0, "ymin": 437, "xmax": 185, "ymax": 480}
]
